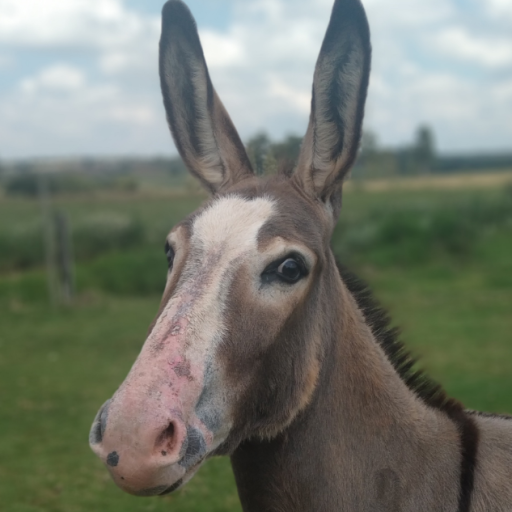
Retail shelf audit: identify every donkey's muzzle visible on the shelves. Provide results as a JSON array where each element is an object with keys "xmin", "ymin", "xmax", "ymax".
[{"xmin": 89, "ymin": 398, "xmax": 194, "ymax": 496}]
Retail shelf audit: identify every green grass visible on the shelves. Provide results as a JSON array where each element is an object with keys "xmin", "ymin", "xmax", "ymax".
[
  {"xmin": 0, "ymin": 298, "xmax": 241, "ymax": 512},
  {"xmin": 367, "ymin": 263, "xmax": 512, "ymax": 414},
  {"xmin": 0, "ymin": 184, "xmax": 511, "ymax": 510},
  {"xmin": 0, "ymin": 192, "xmax": 204, "ymax": 237}
]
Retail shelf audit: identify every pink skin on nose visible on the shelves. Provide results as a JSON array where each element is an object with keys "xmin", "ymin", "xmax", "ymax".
[{"xmin": 91, "ymin": 294, "xmax": 215, "ymax": 494}]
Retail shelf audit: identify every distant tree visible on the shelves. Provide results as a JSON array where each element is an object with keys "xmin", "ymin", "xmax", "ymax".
[
  {"xmin": 357, "ymin": 130, "xmax": 379, "ymax": 175},
  {"xmin": 5, "ymin": 172, "xmax": 40, "ymax": 197},
  {"xmin": 360, "ymin": 130, "xmax": 379, "ymax": 157},
  {"xmin": 82, "ymin": 157, "xmax": 96, "ymax": 172},
  {"xmin": 414, "ymin": 125, "xmax": 436, "ymax": 174},
  {"xmin": 168, "ymin": 157, "xmax": 187, "ymax": 176},
  {"xmin": 270, "ymin": 135, "xmax": 303, "ymax": 167},
  {"xmin": 246, "ymin": 133, "xmax": 303, "ymax": 175},
  {"xmin": 396, "ymin": 148, "xmax": 417, "ymax": 176},
  {"xmin": 353, "ymin": 130, "xmax": 399, "ymax": 179},
  {"xmin": 246, "ymin": 132, "xmax": 271, "ymax": 175}
]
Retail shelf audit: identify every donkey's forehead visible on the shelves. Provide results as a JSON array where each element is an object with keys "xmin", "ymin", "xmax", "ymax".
[{"xmin": 190, "ymin": 195, "xmax": 276, "ymax": 252}]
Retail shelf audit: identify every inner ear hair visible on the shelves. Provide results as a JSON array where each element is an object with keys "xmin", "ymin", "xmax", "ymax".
[
  {"xmin": 159, "ymin": 0, "xmax": 253, "ymax": 194},
  {"xmin": 294, "ymin": 0, "xmax": 371, "ymax": 207}
]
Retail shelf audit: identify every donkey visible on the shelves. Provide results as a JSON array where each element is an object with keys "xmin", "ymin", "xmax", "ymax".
[{"xmin": 90, "ymin": 0, "xmax": 512, "ymax": 510}]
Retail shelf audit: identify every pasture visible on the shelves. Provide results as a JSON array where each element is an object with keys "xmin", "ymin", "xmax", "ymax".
[{"xmin": 1, "ymin": 177, "xmax": 511, "ymax": 511}]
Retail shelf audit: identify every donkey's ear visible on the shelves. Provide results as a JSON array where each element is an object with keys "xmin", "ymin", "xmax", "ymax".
[
  {"xmin": 159, "ymin": 0, "xmax": 254, "ymax": 194},
  {"xmin": 294, "ymin": 0, "xmax": 371, "ymax": 217}
]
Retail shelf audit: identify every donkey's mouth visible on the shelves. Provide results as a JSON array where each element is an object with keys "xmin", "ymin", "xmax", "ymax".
[
  {"xmin": 159, "ymin": 478, "xmax": 184, "ymax": 495},
  {"xmin": 131, "ymin": 457, "xmax": 206, "ymax": 497},
  {"xmin": 133, "ymin": 477, "xmax": 184, "ymax": 497},
  {"xmin": 157, "ymin": 457, "xmax": 206, "ymax": 496}
]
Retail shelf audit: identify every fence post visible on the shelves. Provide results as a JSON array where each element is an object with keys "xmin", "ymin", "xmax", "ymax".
[
  {"xmin": 38, "ymin": 174, "xmax": 58, "ymax": 308},
  {"xmin": 54, "ymin": 211, "xmax": 74, "ymax": 304}
]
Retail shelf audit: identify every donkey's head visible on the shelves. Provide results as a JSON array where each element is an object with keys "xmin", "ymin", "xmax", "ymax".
[{"xmin": 90, "ymin": 0, "xmax": 370, "ymax": 496}]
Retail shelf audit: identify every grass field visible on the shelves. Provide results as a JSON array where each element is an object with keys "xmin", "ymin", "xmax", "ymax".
[
  {"xmin": 347, "ymin": 169, "xmax": 512, "ymax": 192},
  {"xmin": 1, "ymin": 180, "xmax": 511, "ymax": 511}
]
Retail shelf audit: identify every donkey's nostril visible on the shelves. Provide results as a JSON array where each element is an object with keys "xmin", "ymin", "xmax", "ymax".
[
  {"xmin": 99, "ymin": 400, "xmax": 111, "ymax": 438},
  {"xmin": 155, "ymin": 421, "xmax": 177, "ymax": 453},
  {"xmin": 89, "ymin": 417, "xmax": 103, "ymax": 445},
  {"xmin": 89, "ymin": 399, "xmax": 111, "ymax": 445}
]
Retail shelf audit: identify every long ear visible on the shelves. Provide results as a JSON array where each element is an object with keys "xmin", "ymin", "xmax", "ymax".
[
  {"xmin": 159, "ymin": 0, "xmax": 254, "ymax": 193},
  {"xmin": 294, "ymin": 0, "xmax": 371, "ymax": 217}
]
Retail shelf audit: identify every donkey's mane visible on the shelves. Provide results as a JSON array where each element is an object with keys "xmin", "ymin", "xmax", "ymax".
[
  {"xmin": 338, "ymin": 263, "xmax": 482, "ymax": 510},
  {"xmin": 337, "ymin": 263, "xmax": 464, "ymax": 416}
]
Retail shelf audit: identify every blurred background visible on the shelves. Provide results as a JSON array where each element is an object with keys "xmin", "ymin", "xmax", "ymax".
[{"xmin": 0, "ymin": 0, "xmax": 511, "ymax": 511}]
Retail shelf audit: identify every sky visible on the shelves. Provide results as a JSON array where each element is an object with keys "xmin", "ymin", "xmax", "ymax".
[{"xmin": 0, "ymin": 0, "xmax": 511, "ymax": 159}]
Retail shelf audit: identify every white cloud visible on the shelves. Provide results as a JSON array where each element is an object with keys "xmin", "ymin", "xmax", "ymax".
[
  {"xmin": 200, "ymin": 29, "xmax": 245, "ymax": 68},
  {"xmin": 494, "ymin": 79, "xmax": 512, "ymax": 102},
  {"xmin": 266, "ymin": 77, "xmax": 311, "ymax": 114},
  {"xmin": 21, "ymin": 64, "xmax": 86, "ymax": 93},
  {"xmin": 481, "ymin": 0, "xmax": 512, "ymax": 20},
  {"xmin": 0, "ymin": 0, "xmax": 511, "ymax": 158},
  {"xmin": 0, "ymin": 80, "xmax": 166, "ymax": 157},
  {"xmin": 0, "ymin": 58, "xmax": 163, "ymax": 157},
  {"xmin": 0, "ymin": 53, "xmax": 12, "ymax": 68},
  {"xmin": 0, "ymin": 0, "xmax": 164, "ymax": 157},
  {"xmin": 197, "ymin": 0, "xmax": 511, "ymax": 152},
  {"xmin": 199, "ymin": 0, "xmax": 471, "ymax": 147},
  {"xmin": 106, "ymin": 105, "xmax": 155, "ymax": 124},
  {"xmin": 430, "ymin": 27, "xmax": 512, "ymax": 68},
  {"xmin": 364, "ymin": 0, "xmax": 454, "ymax": 27},
  {"xmin": 0, "ymin": 0, "xmax": 158, "ymax": 49}
]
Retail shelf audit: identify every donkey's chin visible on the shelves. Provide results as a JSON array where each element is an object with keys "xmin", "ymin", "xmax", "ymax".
[{"xmin": 107, "ymin": 458, "xmax": 206, "ymax": 497}]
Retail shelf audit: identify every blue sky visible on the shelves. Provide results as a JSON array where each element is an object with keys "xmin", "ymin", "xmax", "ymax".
[{"xmin": 0, "ymin": 0, "xmax": 511, "ymax": 159}]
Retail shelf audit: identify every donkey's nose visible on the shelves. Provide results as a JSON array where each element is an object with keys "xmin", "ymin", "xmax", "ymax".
[
  {"xmin": 91, "ymin": 414, "xmax": 188, "ymax": 464},
  {"xmin": 89, "ymin": 405, "xmax": 190, "ymax": 494}
]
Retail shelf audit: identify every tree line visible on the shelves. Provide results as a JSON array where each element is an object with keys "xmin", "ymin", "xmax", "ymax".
[
  {"xmin": 244, "ymin": 126, "xmax": 512, "ymax": 179},
  {"xmin": 2, "ymin": 125, "xmax": 512, "ymax": 197}
]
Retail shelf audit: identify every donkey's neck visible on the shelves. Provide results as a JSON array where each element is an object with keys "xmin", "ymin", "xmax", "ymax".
[{"xmin": 231, "ymin": 269, "xmax": 463, "ymax": 512}]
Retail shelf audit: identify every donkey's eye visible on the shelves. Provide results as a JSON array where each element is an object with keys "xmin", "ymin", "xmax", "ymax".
[
  {"xmin": 262, "ymin": 255, "xmax": 307, "ymax": 285},
  {"xmin": 165, "ymin": 241, "xmax": 175, "ymax": 269},
  {"xmin": 277, "ymin": 259, "xmax": 303, "ymax": 283}
]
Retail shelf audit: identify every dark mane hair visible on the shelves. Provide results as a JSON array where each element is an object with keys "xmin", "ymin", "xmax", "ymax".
[
  {"xmin": 337, "ymin": 263, "xmax": 463, "ymax": 415},
  {"xmin": 338, "ymin": 263, "xmax": 480, "ymax": 512}
]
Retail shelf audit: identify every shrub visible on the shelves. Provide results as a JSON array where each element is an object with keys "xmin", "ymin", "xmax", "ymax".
[
  {"xmin": 72, "ymin": 214, "xmax": 146, "ymax": 261},
  {"xmin": 4, "ymin": 172, "xmax": 139, "ymax": 198},
  {"xmin": 0, "ymin": 271, "xmax": 48, "ymax": 303},
  {"xmin": 77, "ymin": 249, "xmax": 166, "ymax": 296},
  {"xmin": 0, "ymin": 223, "xmax": 45, "ymax": 272},
  {"xmin": 4, "ymin": 173, "xmax": 41, "ymax": 197},
  {"xmin": 334, "ymin": 192, "xmax": 512, "ymax": 267},
  {"xmin": 0, "ymin": 214, "xmax": 147, "ymax": 273}
]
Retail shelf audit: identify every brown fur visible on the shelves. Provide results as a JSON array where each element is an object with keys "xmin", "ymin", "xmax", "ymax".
[{"xmin": 90, "ymin": 1, "xmax": 512, "ymax": 509}]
